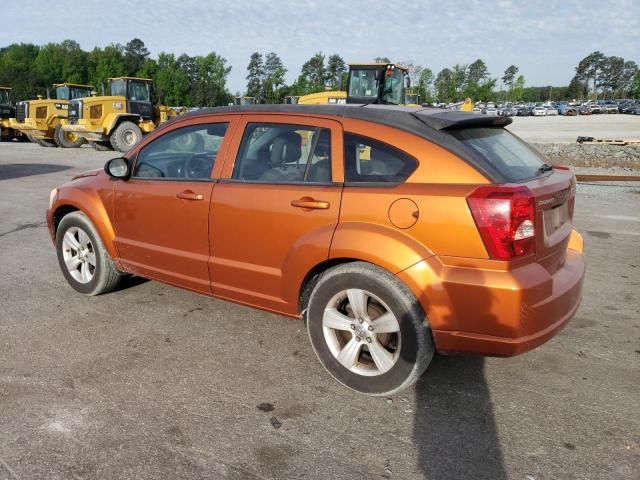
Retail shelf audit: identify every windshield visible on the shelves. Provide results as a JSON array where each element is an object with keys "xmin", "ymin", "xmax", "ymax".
[
  {"xmin": 348, "ymin": 69, "xmax": 378, "ymax": 98},
  {"xmin": 348, "ymin": 67, "xmax": 404, "ymax": 104},
  {"xmin": 0, "ymin": 90, "xmax": 9, "ymax": 105},
  {"xmin": 128, "ymin": 81, "xmax": 151, "ymax": 102},
  {"xmin": 110, "ymin": 79, "xmax": 126, "ymax": 97},
  {"xmin": 405, "ymin": 94, "xmax": 419, "ymax": 104},
  {"xmin": 382, "ymin": 68, "xmax": 404, "ymax": 104},
  {"xmin": 56, "ymin": 86, "xmax": 92, "ymax": 100},
  {"xmin": 451, "ymin": 128, "xmax": 545, "ymax": 182}
]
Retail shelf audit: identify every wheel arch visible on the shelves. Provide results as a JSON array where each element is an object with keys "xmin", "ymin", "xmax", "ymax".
[
  {"xmin": 51, "ymin": 193, "xmax": 118, "ymax": 259},
  {"xmin": 105, "ymin": 113, "xmax": 140, "ymax": 135}
]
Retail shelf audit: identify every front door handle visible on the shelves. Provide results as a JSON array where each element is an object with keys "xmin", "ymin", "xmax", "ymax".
[
  {"xmin": 176, "ymin": 190, "xmax": 204, "ymax": 201},
  {"xmin": 291, "ymin": 197, "xmax": 330, "ymax": 210}
]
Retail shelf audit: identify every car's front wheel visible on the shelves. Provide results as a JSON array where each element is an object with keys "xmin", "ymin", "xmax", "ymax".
[
  {"xmin": 307, "ymin": 262, "xmax": 434, "ymax": 396},
  {"xmin": 56, "ymin": 212, "xmax": 123, "ymax": 295}
]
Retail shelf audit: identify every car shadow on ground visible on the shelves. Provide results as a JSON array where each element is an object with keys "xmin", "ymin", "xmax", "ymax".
[
  {"xmin": 413, "ymin": 355, "xmax": 506, "ymax": 479},
  {"xmin": 0, "ymin": 163, "xmax": 72, "ymax": 181}
]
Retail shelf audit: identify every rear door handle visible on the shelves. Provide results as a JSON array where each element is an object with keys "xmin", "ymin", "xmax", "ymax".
[
  {"xmin": 291, "ymin": 197, "xmax": 330, "ymax": 210},
  {"xmin": 176, "ymin": 190, "xmax": 204, "ymax": 201}
]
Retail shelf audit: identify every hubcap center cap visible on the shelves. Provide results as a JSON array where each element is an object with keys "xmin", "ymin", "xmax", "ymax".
[{"xmin": 354, "ymin": 320, "xmax": 372, "ymax": 340}]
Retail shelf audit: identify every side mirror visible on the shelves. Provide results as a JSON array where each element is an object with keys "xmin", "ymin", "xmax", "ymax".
[{"xmin": 104, "ymin": 157, "xmax": 129, "ymax": 179}]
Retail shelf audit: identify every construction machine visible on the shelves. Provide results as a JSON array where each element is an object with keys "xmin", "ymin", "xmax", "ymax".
[
  {"xmin": 0, "ymin": 87, "xmax": 23, "ymax": 141},
  {"xmin": 284, "ymin": 95, "xmax": 300, "ymax": 104},
  {"xmin": 404, "ymin": 90, "xmax": 421, "ymax": 107},
  {"xmin": 9, "ymin": 83, "xmax": 94, "ymax": 147},
  {"xmin": 234, "ymin": 96, "xmax": 256, "ymax": 106},
  {"xmin": 298, "ymin": 63, "xmax": 410, "ymax": 106},
  {"xmin": 61, "ymin": 77, "xmax": 181, "ymax": 152}
]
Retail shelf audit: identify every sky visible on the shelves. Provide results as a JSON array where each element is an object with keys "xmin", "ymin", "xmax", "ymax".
[{"xmin": 3, "ymin": 0, "xmax": 639, "ymax": 93}]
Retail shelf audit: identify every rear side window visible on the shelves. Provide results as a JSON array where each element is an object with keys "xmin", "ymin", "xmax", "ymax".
[
  {"xmin": 344, "ymin": 133, "xmax": 417, "ymax": 183},
  {"xmin": 232, "ymin": 123, "xmax": 332, "ymax": 183},
  {"xmin": 451, "ymin": 128, "xmax": 545, "ymax": 182}
]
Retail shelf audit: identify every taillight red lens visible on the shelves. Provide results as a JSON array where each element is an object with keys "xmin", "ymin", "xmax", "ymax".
[{"xmin": 467, "ymin": 186, "xmax": 536, "ymax": 260}]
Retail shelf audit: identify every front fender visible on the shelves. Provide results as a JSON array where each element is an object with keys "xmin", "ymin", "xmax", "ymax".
[
  {"xmin": 52, "ymin": 184, "xmax": 117, "ymax": 259},
  {"xmin": 105, "ymin": 113, "xmax": 140, "ymax": 135}
]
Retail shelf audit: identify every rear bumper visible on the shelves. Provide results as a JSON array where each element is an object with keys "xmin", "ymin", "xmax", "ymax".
[{"xmin": 397, "ymin": 234, "xmax": 585, "ymax": 356}]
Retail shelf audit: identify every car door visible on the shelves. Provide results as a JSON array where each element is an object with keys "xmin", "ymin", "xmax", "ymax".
[
  {"xmin": 210, "ymin": 115, "xmax": 344, "ymax": 315},
  {"xmin": 113, "ymin": 118, "xmax": 235, "ymax": 293}
]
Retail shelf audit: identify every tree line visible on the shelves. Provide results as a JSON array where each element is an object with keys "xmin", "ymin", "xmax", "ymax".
[{"xmin": 1, "ymin": 39, "xmax": 639, "ymax": 105}]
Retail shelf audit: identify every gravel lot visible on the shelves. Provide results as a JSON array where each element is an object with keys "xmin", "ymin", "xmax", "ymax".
[
  {"xmin": 507, "ymin": 115, "xmax": 640, "ymax": 144},
  {"xmin": 0, "ymin": 143, "xmax": 639, "ymax": 480}
]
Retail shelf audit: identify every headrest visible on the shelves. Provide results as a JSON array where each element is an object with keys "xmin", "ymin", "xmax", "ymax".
[{"xmin": 271, "ymin": 131, "xmax": 302, "ymax": 165}]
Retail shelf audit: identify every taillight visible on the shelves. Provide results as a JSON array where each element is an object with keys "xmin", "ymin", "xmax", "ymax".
[{"xmin": 467, "ymin": 185, "xmax": 536, "ymax": 260}]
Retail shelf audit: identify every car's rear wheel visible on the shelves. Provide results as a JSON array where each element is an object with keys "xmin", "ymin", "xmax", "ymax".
[
  {"xmin": 56, "ymin": 212, "xmax": 123, "ymax": 295},
  {"xmin": 307, "ymin": 262, "xmax": 434, "ymax": 396},
  {"xmin": 110, "ymin": 121, "xmax": 143, "ymax": 153}
]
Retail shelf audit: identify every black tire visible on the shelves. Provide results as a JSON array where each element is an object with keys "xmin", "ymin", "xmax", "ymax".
[
  {"xmin": 110, "ymin": 121, "xmax": 143, "ymax": 153},
  {"xmin": 56, "ymin": 211, "xmax": 122, "ymax": 295},
  {"xmin": 307, "ymin": 262, "xmax": 434, "ymax": 396},
  {"xmin": 90, "ymin": 141, "xmax": 113, "ymax": 151},
  {"xmin": 54, "ymin": 124, "xmax": 84, "ymax": 148}
]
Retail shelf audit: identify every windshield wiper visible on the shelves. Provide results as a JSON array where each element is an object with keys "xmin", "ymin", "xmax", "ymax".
[{"xmin": 537, "ymin": 163, "xmax": 553, "ymax": 174}]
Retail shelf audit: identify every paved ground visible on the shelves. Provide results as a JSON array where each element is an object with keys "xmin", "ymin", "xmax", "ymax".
[
  {"xmin": 507, "ymin": 114, "xmax": 640, "ymax": 143},
  {"xmin": 0, "ymin": 143, "xmax": 638, "ymax": 480}
]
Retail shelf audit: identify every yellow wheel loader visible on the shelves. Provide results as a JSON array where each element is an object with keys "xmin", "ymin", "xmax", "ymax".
[
  {"xmin": 233, "ymin": 96, "xmax": 256, "ymax": 106},
  {"xmin": 9, "ymin": 83, "xmax": 94, "ymax": 147},
  {"xmin": 62, "ymin": 77, "xmax": 182, "ymax": 152},
  {"xmin": 0, "ymin": 87, "xmax": 24, "ymax": 141},
  {"xmin": 298, "ymin": 63, "xmax": 410, "ymax": 106}
]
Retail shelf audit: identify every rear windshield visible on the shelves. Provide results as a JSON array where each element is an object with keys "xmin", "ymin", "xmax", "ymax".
[{"xmin": 451, "ymin": 128, "xmax": 545, "ymax": 182}]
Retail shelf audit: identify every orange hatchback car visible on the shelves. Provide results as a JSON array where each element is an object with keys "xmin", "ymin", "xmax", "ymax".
[{"xmin": 47, "ymin": 105, "xmax": 585, "ymax": 395}]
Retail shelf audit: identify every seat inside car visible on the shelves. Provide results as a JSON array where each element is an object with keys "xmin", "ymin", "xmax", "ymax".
[{"xmin": 260, "ymin": 131, "xmax": 303, "ymax": 182}]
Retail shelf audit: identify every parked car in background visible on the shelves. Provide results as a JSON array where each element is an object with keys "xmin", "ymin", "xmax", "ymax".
[
  {"xmin": 578, "ymin": 106, "xmax": 593, "ymax": 115},
  {"xmin": 516, "ymin": 107, "xmax": 532, "ymax": 116},
  {"xmin": 46, "ymin": 104, "xmax": 585, "ymax": 395},
  {"xmin": 482, "ymin": 107, "xmax": 498, "ymax": 116},
  {"xmin": 500, "ymin": 107, "xmax": 518, "ymax": 117},
  {"xmin": 602, "ymin": 105, "xmax": 619, "ymax": 114},
  {"xmin": 532, "ymin": 106, "xmax": 547, "ymax": 116},
  {"xmin": 589, "ymin": 104, "xmax": 602, "ymax": 114},
  {"xmin": 545, "ymin": 106, "xmax": 559, "ymax": 116},
  {"xmin": 564, "ymin": 107, "xmax": 578, "ymax": 116}
]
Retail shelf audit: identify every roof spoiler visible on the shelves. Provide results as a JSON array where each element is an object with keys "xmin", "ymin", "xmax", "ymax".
[{"xmin": 411, "ymin": 108, "xmax": 512, "ymax": 130}]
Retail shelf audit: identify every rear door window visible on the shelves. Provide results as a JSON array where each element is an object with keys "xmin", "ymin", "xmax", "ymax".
[
  {"xmin": 343, "ymin": 133, "xmax": 417, "ymax": 183},
  {"xmin": 232, "ymin": 123, "xmax": 332, "ymax": 184},
  {"xmin": 451, "ymin": 128, "xmax": 545, "ymax": 182}
]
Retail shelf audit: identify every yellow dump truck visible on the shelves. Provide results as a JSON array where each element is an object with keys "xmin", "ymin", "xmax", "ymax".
[
  {"xmin": 9, "ymin": 83, "xmax": 94, "ymax": 147},
  {"xmin": 62, "ymin": 77, "xmax": 181, "ymax": 152},
  {"xmin": 298, "ymin": 63, "xmax": 410, "ymax": 106}
]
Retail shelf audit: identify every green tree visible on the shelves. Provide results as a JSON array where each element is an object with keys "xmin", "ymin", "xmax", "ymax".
[
  {"xmin": 0, "ymin": 43, "xmax": 42, "ymax": 100},
  {"xmin": 450, "ymin": 64, "xmax": 467, "ymax": 100},
  {"xmin": 87, "ymin": 44, "xmax": 126, "ymax": 93},
  {"xmin": 124, "ymin": 38, "xmax": 150, "ymax": 76},
  {"xmin": 245, "ymin": 52, "xmax": 264, "ymax": 99},
  {"xmin": 263, "ymin": 52, "xmax": 286, "ymax": 103},
  {"xmin": 435, "ymin": 68, "xmax": 454, "ymax": 102},
  {"xmin": 567, "ymin": 76, "xmax": 585, "ymax": 100},
  {"xmin": 34, "ymin": 40, "xmax": 88, "ymax": 91},
  {"xmin": 502, "ymin": 65, "xmax": 519, "ymax": 99},
  {"xmin": 326, "ymin": 54, "xmax": 346, "ymax": 89},
  {"xmin": 301, "ymin": 52, "xmax": 326, "ymax": 89},
  {"xmin": 417, "ymin": 68, "xmax": 434, "ymax": 102},
  {"xmin": 575, "ymin": 51, "xmax": 606, "ymax": 99},
  {"xmin": 512, "ymin": 75, "xmax": 525, "ymax": 101}
]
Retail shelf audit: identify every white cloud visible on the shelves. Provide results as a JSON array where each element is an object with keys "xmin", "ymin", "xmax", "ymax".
[{"xmin": 3, "ymin": 0, "xmax": 639, "ymax": 91}]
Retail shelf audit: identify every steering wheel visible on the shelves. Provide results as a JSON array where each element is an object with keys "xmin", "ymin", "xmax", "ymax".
[{"xmin": 184, "ymin": 152, "xmax": 215, "ymax": 179}]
